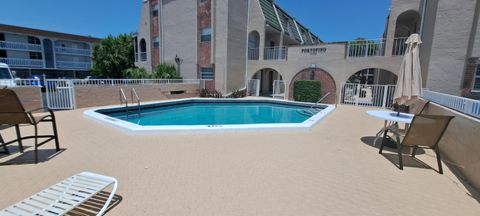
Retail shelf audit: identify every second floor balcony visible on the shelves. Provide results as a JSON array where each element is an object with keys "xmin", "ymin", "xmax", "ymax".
[
  {"xmin": 0, "ymin": 57, "xmax": 44, "ymax": 68},
  {"xmin": 347, "ymin": 37, "xmax": 408, "ymax": 58},
  {"xmin": 56, "ymin": 60, "xmax": 92, "ymax": 70},
  {"xmin": 55, "ymin": 46, "xmax": 92, "ymax": 56},
  {"xmin": 0, "ymin": 41, "xmax": 42, "ymax": 52}
]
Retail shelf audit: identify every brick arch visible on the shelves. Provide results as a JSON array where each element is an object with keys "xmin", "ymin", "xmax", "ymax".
[{"xmin": 289, "ymin": 68, "xmax": 337, "ymax": 104}]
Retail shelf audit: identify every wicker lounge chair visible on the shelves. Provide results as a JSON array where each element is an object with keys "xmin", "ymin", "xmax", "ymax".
[
  {"xmin": 379, "ymin": 114, "xmax": 454, "ymax": 174},
  {"xmin": 0, "ymin": 89, "xmax": 59, "ymax": 163},
  {"xmin": 0, "ymin": 172, "xmax": 118, "ymax": 216}
]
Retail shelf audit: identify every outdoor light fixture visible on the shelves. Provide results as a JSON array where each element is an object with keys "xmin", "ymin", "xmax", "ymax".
[{"xmin": 174, "ymin": 54, "xmax": 183, "ymax": 77}]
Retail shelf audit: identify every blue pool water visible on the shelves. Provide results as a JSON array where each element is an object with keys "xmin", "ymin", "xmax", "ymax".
[{"xmin": 101, "ymin": 102, "xmax": 320, "ymax": 126}]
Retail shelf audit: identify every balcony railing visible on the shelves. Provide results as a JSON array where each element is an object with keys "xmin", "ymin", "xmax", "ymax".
[
  {"xmin": 347, "ymin": 39, "xmax": 385, "ymax": 58},
  {"xmin": 140, "ymin": 52, "xmax": 147, "ymax": 61},
  {"xmin": 55, "ymin": 47, "xmax": 91, "ymax": 56},
  {"xmin": 248, "ymin": 48, "xmax": 259, "ymax": 60},
  {"xmin": 56, "ymin": 61, "xmax": 92, "ymax": 69},
  {"xmin": 264, "ymin": 46, "xmax": 288, "ymax": 60},
  {"xmin": 0, "ymin": 58, "xmax": 44, "ymax": 68},
  {"xmin": 0, "ymin": 41, "xmax": 42, "ymax": 51},
  {"xmin": 392, "ymin": 37, "xmax": 409, "ymax": 56}
]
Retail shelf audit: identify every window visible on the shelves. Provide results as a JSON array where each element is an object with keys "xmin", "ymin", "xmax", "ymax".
[
  {"xmin": 0, "ymin": 33, "xmax": 4, "ymax": 41},
  {"xmin": 200, "ymin": 28, "xmax": 212, "ymax": 42},
  {"xmin": 27, "ymin": 36, "xmax": 40, "ymax": 45},
  {"xmin": 474, "ymin": 65, "xmax": 480, "ymax": 91},
  {"xmin": 0, "ymin": 50, "xmax": 6, "ymax": 58},
  {"xmin": 29, "ymin": 52, "xmax": 43, "ymax": 60},
  {"xmin": 152, "ymin": 36, "xmax": 160, "ymax": 48},
  {"xmin": 200, "ymin": 67, "xmax": 214, "ymax": 79},
  {"xmin": 151, "ymin": 3, "xmax": 159, "ymax": 17}
]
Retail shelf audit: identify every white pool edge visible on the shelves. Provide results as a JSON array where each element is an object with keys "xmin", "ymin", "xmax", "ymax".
[{"xmin": 83, "ymin": 98, "xmax": 336, "ymax": 135}]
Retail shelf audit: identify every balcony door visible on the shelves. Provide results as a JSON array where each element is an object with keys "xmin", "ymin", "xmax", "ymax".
[{"xmin": 43, "ymin": 39, "xmax": 54, "ymax": 68}]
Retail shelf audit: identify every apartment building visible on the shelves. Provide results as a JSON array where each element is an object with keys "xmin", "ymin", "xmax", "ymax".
[
  {"xmin": 0, "ymin": 24, "xmax": 101, "ymax": 78},
  {"xmin": 134, "ymin": 0, "xmax": 480, "ymax": 99}
]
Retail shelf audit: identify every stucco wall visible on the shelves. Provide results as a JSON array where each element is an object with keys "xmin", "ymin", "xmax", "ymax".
[
  {"xmin": 74, "ymin": 84, "xmax": 199, "ymax": 108},
  {"xmin": 426, "ymin": 0, "xmax": 478, "ymax": 95},
  {"xmin": 423, "ymin": 102, "xmax": 480, "ymax": 190},
  {"xmin": 162, "ymin": 0, "xmax": 198, "ymax": 79}
]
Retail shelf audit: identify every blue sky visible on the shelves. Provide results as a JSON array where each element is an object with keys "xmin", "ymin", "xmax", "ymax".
[{"xmin": 0, "ymin": 0, "xmax": 390, "ymax": 42}]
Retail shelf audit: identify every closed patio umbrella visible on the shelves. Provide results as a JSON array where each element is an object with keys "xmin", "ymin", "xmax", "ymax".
[{"xmin": 394, "ymin": 33, "xmax": 423, "ymax": 106}]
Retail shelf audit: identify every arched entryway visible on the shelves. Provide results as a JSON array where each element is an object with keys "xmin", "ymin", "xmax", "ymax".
[
  {"xmin": 289, "ymin": 68, "xmax": 337, "ymax": 104},
  {"xmin": 251, "ymin": 68, "xmax": 283, "ymax": 97},
  {"xmin": 347, "ymin": 68, "xmax": 397, "ymax": 85},
  {"xmin": 393, "ymin": 10, "xmax": 420, "ymax": 55}
]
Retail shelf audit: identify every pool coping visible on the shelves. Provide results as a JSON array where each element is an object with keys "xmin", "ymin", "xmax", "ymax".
[{"xmin": 83, "ymin": 98, "xmax": 336, "ymax": 135}]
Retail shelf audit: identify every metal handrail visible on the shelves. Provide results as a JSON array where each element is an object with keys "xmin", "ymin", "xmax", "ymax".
[
  {"xmin": 119, "ymin": 88, "xmax": 129, "ymax": 117},
  {"xmin": 131, "ymin": 88, "xmax": 141, "ymax": 116}
]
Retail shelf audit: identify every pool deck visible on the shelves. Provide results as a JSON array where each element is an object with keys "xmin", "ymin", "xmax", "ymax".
[{"xmin": 0, "ymin": 105, "xmax": 479, "ymax": 215}]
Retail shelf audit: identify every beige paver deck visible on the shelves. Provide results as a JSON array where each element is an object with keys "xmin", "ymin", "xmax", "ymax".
[{"xmin": 0, "ymin": 105, "xmax": 479, "ymax": 215}]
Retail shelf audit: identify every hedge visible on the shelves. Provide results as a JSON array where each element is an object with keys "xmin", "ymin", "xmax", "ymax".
[{"xmin": 293, "ymin": 80, "xmax": 322, "ymax": 103}]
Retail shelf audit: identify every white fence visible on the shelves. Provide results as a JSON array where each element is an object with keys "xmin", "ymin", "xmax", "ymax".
[
  {"xmin": 339, "ymin": 83, "xmax": 396, "ymax": 108},
  {"xmin": 422, "ymin": 90, "xmax": 480, "ymax": 118},
  {"xmin": 70, "ymin": 79, "xmax": 201, "ymax": 86},
  {"xmin": 247, "ymin": 79, "xmax": 260, "ymax": 96},
  {"xmin": 272, "ymin": 80, "xmax": 286, "ymax": 99},
  {"xmin": 45, "ymin": 79, "xmax": 76, "ymax": 110},
  {"xmin": 42, "ymin": 79, "xmax": 204, "ymax": 110}
]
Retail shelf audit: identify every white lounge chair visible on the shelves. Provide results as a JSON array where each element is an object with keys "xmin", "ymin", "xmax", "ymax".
[{"xmin": 0, "ymin": 172, "xmax": 118, "ymax": 216}]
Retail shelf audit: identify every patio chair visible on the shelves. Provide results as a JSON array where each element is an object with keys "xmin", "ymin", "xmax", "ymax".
[
  {"xmin": 379, "ymin": 114, "xmax": 454, "ymax": 174},
  {"xmin": 386, "ymin": 99, "xmax": 430, "ymax": 132},
  {"xmin": 0, "ymin": 89, "xmax": 59, "ymax": 163},
  {"xmin": 0, "ymin": 172, "xmax": 118, "ymax": 216}
]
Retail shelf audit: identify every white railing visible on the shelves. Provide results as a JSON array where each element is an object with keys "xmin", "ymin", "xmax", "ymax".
[
  {"xmin": 55, "ymin": 47, "xmax": 91, "ymax": 56},
  {"xmin": 0, "ymin": 41, "xmax": 42, "ymax": 51},
  {"xmin": 0, "ymin": 58, "xmax": 44, "ymax": 68},
  {"xmin": 15, "ymin": 79, "xmax": 42, "ymax": 87},
  {"xmin": 272, "ymin": 80, "xmax": 286, "ymax": 99},
  {"xmin": 340, "ymin": 83, "xmax": 396, "ymax": 108},
  {"xmin": 70, "ymin": 79, "xmax": 201, "ymax": 86},
  {"xmin": 264, "ymin": 46, "xmax": 288, "ymax": 60},
  {"xmin": 422, "ymin": 90, "xmax": 480, "ymax": 118},
  {"xmin": 392, "ymin": 37, "xmax": 408, "ymax": 56},
  {"xmin": 45, "ymin": 79, "xmax": 76, "ymax": 110},
  {"xmin": 247, "ymin": 79, "xmax": 260, "ymax": 96},
  {"xmin": 248, "ymin": 48, "xmax": 259, "ymax": 60},
  {"xmin": 56, "ymin": 61, "xmax": 92, "ymax": 69},
  {"xmin": 347, "ymin": 39, "xmax": 385, "ymax": 58}
]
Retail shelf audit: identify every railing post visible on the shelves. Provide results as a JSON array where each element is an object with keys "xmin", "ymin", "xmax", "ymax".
[{"xmin": 382, "ymin": 85, "xmax": 388, "ymax": 108}]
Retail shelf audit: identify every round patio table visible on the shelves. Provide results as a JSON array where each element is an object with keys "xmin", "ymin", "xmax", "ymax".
[{"xmin": 367, "ymin": 110, "xmax": 414, "ymax": 148}]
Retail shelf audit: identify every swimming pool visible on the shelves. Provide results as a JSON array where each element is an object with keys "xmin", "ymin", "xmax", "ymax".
[{"xmin": 84, "ymin": 98, "xmax": 335, "ymax": 134}]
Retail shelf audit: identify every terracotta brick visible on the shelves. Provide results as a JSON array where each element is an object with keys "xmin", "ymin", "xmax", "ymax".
[{"xmin": 288, "ymin": 68, "xmax": 337, "ymax": 104}]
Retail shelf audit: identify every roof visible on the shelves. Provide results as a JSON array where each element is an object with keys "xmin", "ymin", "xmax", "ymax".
[
  {"xmin": 258, "ymin": 0, "xmax": 322, "ymax": 44},
  {"xmin": 0, "ymin": 24, "xmax": 102, "ymax": 43}
]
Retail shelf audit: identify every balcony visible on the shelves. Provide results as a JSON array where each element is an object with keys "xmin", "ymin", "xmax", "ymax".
[
  {"xmin": 55, "ymin": 47, "xmax": 92, "ymax": 56},
  {"xmin": 264, "ymin": 46, "xmax": 288, "ymax": 60},
  {"xmin": 0, "ymin": 57, "xmax": 44, "ymax": 68},
  {"xmin": 0, "ymin": 41, "xmax": 42, "ymax": 51},
  {"xmin": 56, "ymin": 61, "xmax": 92, "ymax": 70},
  {"xmin": 392, "ymin": 37, "xmax": 408, "ymax": 56},
  {"xmin": 347, "ymin": 39, "xmax": 385, "ymax": 58},
  {"xmin": 248, "ymin": 48, "xmax": 259, "ymax": 60}
]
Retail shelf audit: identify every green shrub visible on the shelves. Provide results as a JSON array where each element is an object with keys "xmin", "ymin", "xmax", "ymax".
[
  {"xmin": 122, "ymin": 67, "xmax": 150, "ymax": 78},
  {"xmin": 226, "ymin": 89, "xmax": 247, "ymax": 98},
  {"xmin": 293, "ymin": 80, "xmax": 322, "ymax": 103},
  {"xmin": 199, "ymin": 89, "xmax": 223, "ymax": 98},
  {"xmin": 152, "ymin": 63, "xmax": 180, "ymax": 79}
]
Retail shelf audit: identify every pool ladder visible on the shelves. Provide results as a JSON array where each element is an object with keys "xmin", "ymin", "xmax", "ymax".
[
  {"xmin": 301, "ymin": 92, "xmax": 332, "ymax": 116},
  {"xmin": 119, "ymin": 88, "xmax": 141, "ymax": 118}
]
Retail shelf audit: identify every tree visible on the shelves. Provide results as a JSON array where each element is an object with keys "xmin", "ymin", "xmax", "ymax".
[{"xmin": 92, "ymin": 34, "xmax": 134, "ymax": 78}]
